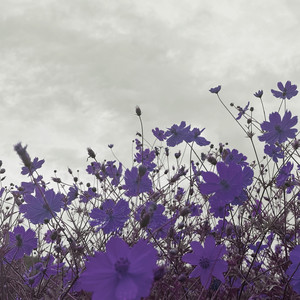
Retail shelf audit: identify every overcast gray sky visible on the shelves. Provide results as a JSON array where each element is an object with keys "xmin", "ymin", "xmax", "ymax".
[{"xmin": 1, "ymin": 0, "xmax": 300, "ymax": 185}]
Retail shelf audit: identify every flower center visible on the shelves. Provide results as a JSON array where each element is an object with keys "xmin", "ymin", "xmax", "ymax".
[
  {"xmin": 105, "ymin": 208, "xmax": 113, "ymax": 216},
  {"xmin": 199, "ymin": 257, "xmax": 210, "ymax": 269},
  {"xmin": 115, "ymin": 257, "xmax": 130, "ymax": 276},
  {"xmin": 15, "ymin": 234, "xmax": 23, "ymax": 247},
  {"xmin": 274, "ymin": 125, "xmax": 282, "ymax": 133},
  {"xmin": 220, "ymin": 179, "xmax": 230, "ymax": 190}
]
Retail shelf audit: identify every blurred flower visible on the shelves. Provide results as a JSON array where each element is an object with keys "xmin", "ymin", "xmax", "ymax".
[
  {"xmin": 271, "ymin": 81, "xmax": 298, "ymax": 100},
  {"xmin": 104, "ymin": 161, "xmax": 123, "ymax": 186},
  {"xmin": 209, "ymin": 85, "xmax": 221, "ymax": 94},
  {"xmin": 5, "ymin": 226, "xmax": 37, "ymax": 262},
  {"xmin": 182, "ymin": 236, "xmax": 227, "ymax": 289},
  {"xmin": 123, "ymin": 167, "xmax": 152, "ymax": 197},
  {"xmin": 79, "ymin": 236, "xmax": 157, "ymax": 300},
  {"xmin": 135, "ymin": 149, "xmax": 156, "ymax": 171},
  {"xmin": 21, "ymin": 157, "xmax": 45, "ymax": 175},
  {"xmin": 286, "ymin": 245, "xmax": 300, "ymax": 294},
  {"xmin": 19, "ymin": 188, "xmax": 64, "ymax": 224},
  {"xmin": 222, "ymin": 148, "xmax": 248, "ymax": 166},
  {"xmin": 79, "ymin": 187, "xmax": 98, "ymax": 203},
  {"xmin": 236, "ymin": 101, "xmax": 250, "ymax": 120},
  {"xmin": 264, "ymin": 144, "xmax": 284, "ymax": 163},
  {"xmin": 89, "ymin": 199, "xmax": 130, "ymax": 234},
  {"xmin": 258, "ymin": 111, "xmax": 298, "ymax": 145},
  {"xmin": 254, "ymin": 90, "xmax": 263, "ymax": 98}
]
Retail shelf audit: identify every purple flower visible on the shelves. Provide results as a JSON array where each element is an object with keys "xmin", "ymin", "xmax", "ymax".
[
  {"xmin": 276, "ymin": 162, "xmax": 293, "ymax": 187},
  {"xmin": 21, "ymin": 157, "xmax": 45, "ymax": 175},
  {"xmin": 271, "ymin": 81, "xmax": 298, "ymax": 100},
  {"xmin": 79, "ymin": 236, "xmax": 157, "ymax": 300},
  {"xmin": 182, "ymin": 236, "xmax": 227, "ymax": 289},
  {"xmin": 254, "ymin": 90, "xmax": 263, "ymax": 98},
  {"xmin": 89, "ymin": 199, "xmax": 130, "ymax": 234},
  {"xmin": 190, "ymin": 128, "xmax": 210, "ymax": 146},
  {"xmin": 209, "ymin": 85, "xmax": 221, "ymax": 94},
  {"xmin": 165, "ymin": 121, "xmax": 192, "ymax": 147},
  {"xmin": 258, "ymin": 111, "xmax": 298, "ymax": 145},
  {"xmin": 104, "ymin": 161, "xmax": 123, "ymax": 186},
  {"xmin": 66, "ymin": 185, "xmax": 78, "ymax": 205},
  {"xmin": 19, "ymin": 188, "xmax": 64, "ymax": 224},
  {"xmin": 136, "ymin": 202, "xmax": 172, "ymax": 239},
  {"xmin": 86, "ymin": 162, "xmax": 101, "ymax": 175},
  {"xmin": 200, "ymin": 162, "xmax": 244, "ymax": 204},
  {"xmin": 286, "ymin": 245, "xmax": 300, "ymax": 294},
  {"xmin": 236, "ymin": 101, "xmax": 250, "ymax": 120},
  {"xmin": 135, "ymin": 149, "xmax": 156, "ymax": 171},
  {"xmin": 152, "ymin": 127, "xmax": 167, "ymax": 141},
  {"xmin": 222, "ymin": 149, "xmax": 248, "ymax": 166},
  {"xmin": 264, "ymin": 144, "xmax": 284, "ymax": 163},
  {"xmin": 122, "ymin": 167, "xmax": 152, "ymax": 197},
  {"xmin": 79, "ymin": 187, "xmax": 98, "ymax": 203},
  {"xmin": 5, "ymin": 226, "xmax": 37, "ymax": 262}
]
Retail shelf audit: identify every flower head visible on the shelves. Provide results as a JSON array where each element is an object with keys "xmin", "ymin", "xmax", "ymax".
[
  {"xmin": 89, "ymin": 199, "xmax": 130, "ymax": 234},
  {"xmin": 21, "ymin": 157, "xmax": 45, "ymax": 175},
  {"xmin": 182, "ymin": 236, "xmax": 227, "ymax": 289},
  {"xmin": 264, "ymin": 144, "xmax": 284, "ymax": 163},
  {"xmin": 5, "ymin": 226, "xmax": 37, "ymax": 262},
  {"xmin": 152, "ymin": 127, "xmax": 167, "ymax": 141},
  {"xmin": 209, "ymin": 85, "xmax": 221, "ymax": 94},
  {"xmin": 165, "ymin": 121, "xmax": 192, "ymax": 147},
  {"xmin": 271, "ymin": 81, "xmax": 298, "ymax": 100},
  {"xmin": 258, "ymin": 111, "xmax": 298, "ymax": 145},
  {"xmin": 19, "ymin": 188, "xmax": 64, "ymax": 224},
  {"xmin": 79, "ymin": 237, "xmax": 157, "ymax": 300},
  {"xmin": 254, "ymin": 90, "xmax": 263, "ymax": 98},
  {"xmin": 236, "ymin": 101, "xmax": 250, "ymax": 120}
]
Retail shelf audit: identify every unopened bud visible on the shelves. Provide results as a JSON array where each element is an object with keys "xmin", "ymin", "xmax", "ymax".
[
  {"xmin": 138, "ymin": 165, "xmax": 147, "ymax": 177},
  {"xmin": 140, "ymin": 213, "xmax": 151, "ymax": 228},
  {"xmin": 87, "ymin": 147, "xmax": 96, "ymax": 159},
  {"xmin": 135, "ymin": 105, "xmax": 142, "ymax": 116},
  {"xmin": 14, "ymin": 142, "xmax": 32, "ymax": 168}
]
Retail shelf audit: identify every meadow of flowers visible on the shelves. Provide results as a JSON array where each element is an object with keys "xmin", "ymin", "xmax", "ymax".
[{"xmin": 1, "ymin": 81, "xmax": 300, "ymax": 299}]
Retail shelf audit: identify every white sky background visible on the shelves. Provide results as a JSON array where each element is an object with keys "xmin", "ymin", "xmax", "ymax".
[{"xmin": 1, "ymin": 0, "xmax": 300, "ymax": 186}]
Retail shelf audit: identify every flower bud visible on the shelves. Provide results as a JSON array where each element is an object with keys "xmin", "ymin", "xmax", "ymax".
[
  {"xmin": 87, "ymin": 147, "xmax": 96, "ymax": 159},
  {"xmin": 135, "ymin": 105, "xmax": 142, "ymax": 116},
  {"xmin": 14, "ymin": 142, "xmax": 32, "ymax": 169},
  {"xmin": 138, "ymin": 165, "xmax": 147, "ymax": 177}
]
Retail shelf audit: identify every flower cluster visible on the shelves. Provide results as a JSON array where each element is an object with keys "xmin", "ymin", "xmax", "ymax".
[{"xmin": 1, "ymin": 80, "xmax": 300, "ymax": 299}]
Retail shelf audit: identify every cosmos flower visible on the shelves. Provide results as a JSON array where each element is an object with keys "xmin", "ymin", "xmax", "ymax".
[
  {"xmin": 190, "ymin": 128, "xmax": 210, "ymax": 146},
  {"xmin": 182, "ymin": 236, "xmax": 227, "ymax": 289},
  {"xmin": 264, "ymin": 144, "xmax": 284, "ymax": 163},
  {"xmin": 122, "ymin": 167, "xmax": 152, "ymax": 197},
  {"xmin": 286, "ymin": 245, "xmax": 300, "ymax": 294},
  {"xmin": 89, "ymin": 199, "xmax": 130, "ymax": 234},
  {"xmin": 200, "ymin": 162, "xmax": 244, "ymax": 204},
  {"xmin": 222, "ymin": 148, "xmax": 248, "ymax": 166},
  {"xmin": 165, "ymin": 121, "xmax": 192, "ymax": 147},
  {"xmin": 209, "ymin": 85, "xmax": 221, "ymax": 94},
  {"xmin": 19, "ymin": 188, "xmax": 64, "ymax": 224},
  {"xmin": 21, "ymin": 157, "xmax": 45, "ymax": 175},
  {"xmin": 276, "ymin": 162, "xmax": 293, "ymax": 187},
  {"xmin": 236, "ymin": 101, "xmax": 250, "ymax": 120},
  {"xmin": 254, "ymin": 90, "xmax": 263, "ymax": 98},
  {"xmin": 152, "ymin": 127, "xmax": 167, "ymax": 141},
  {"xmin": 5, "ymin": 226, "xmax": 37, "ymax": 262},
  {"xmin": 135, "ymin": 149, "xmax": 156, "ymax": 171},
  {"xmin": 258, "ymin": 111, "xmax": 298, "ymax": 145},
  {"xmin": 78, "ymin": 236, "xmax": 157, "ymax": 300},
  {"xmin": 271, "ymin": 81, "xmax": 298, "ymax": 100}
]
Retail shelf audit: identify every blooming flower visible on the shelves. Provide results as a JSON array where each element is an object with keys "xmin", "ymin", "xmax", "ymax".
[
  {"xmin": 182, "ymin": 236, "xmax": 227, "ymax": 289},
  {"xmin": 189, "ymin": 128, "xmax": 210, "ymax": 146},
  {"xmin": 271, "ymin": 81, "xmax": 298, "ymax": 100},
  {"xmin": 79, "ymin": 236, "xmax": 157, "ymax": 300},
  {"xmin": 276, "ymin": 162, "xmax": 293, "ymax": 187},
  {"xmin": 165, "ymin": 121, "xmax": 192, "ymax": 147},
  {"xmin": 254, "ymin": 90, "xmax": 263, "ymax": 98},
  {"xmin": 264, "ymin": 144, "xmax": 284, "ymax": 162},
  {"xmin": 236, "ymin": 101, "xmax": 250, "ymax": 120},
  {"xmin": 89, "ymin": 199, "xmax": 130, "ymax": 234},
  {"xmin": 222, "ymin": 148, "xmax": 248, "ymax": 166},
  {"xmin": 19, "ymin": 188, "xmax": 64, "ymax": 224},
  {"xmin": 79, "ymin": 187, "xmax": 98, "ymax": 203},
  {"xmin": 200, "ymin": 162, "xmax": 244, "ymax": 204},
  {"xmin": 135, "ymin": 149, "xmax": 156, "ymax": 171},
  {"xmin": 21, "ymin": 157, "xmax": 45, "ymax": 175},
  {"xmin": 258, "ymin": 111, "xmax": 298, "ymax": 145},
  {"xmin": 209, "ymin": 85, "xmax": 221, "ymax": 94},
  {"xmin": 5, "ymin": 226, "xmax": 37, "ymax": 262},
  {"xmin": 152, "ymin": 127, "xmax": 167, "ymax": 141},
  {"xmin": 286, "ymin": 245, "xmax": 300, "ymax": 294},
  {"xmin": 122, "ymin": 167, "xmax": 152, "ymax": 197}
]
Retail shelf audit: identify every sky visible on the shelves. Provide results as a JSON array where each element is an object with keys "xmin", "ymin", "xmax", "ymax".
[{"xmin": 1, "ymin": 0, "xmax": 300, "ymax": 185}]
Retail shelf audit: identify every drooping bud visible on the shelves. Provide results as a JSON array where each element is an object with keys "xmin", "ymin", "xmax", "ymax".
[
  {"xmin": 87, "ymin": 147, "xmax": 96, "ymax": 159},
  {"xmin": 14, "ymin": 142, "xmax": 32, "ymax": 169}
]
